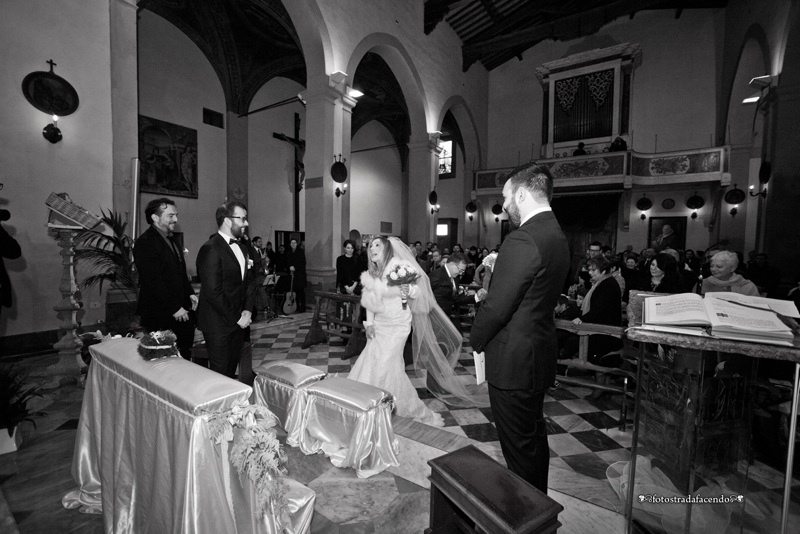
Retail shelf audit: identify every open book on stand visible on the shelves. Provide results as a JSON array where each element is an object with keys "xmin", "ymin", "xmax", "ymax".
[{"xmin": 640, "ymin": 292, "xmax": 799, "ymax": 346}]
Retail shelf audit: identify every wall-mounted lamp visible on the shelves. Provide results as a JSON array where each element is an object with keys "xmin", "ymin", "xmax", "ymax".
[
  {"xmin": 491, "ymin": 201, "xmax": 503, "ymax": 222},
  {"xmin": 749, "ymin": 184, "xmax": 766, "ymax": 198},
  {"xmin": 43, "ymin": 115, "xmax": 62, "ymax": 144},
  {"xmin": 22, "ymin": 60, "xmax": 79, "ymax": 144},
  {"xmin": 331, "ymin": 154, "xmax": 348, "ymax": 198},
  {"xmin": 429, "ymin": 189, "xmax": 440, "ymax": 215},
  {"xmin": 347, "ymin": 87, "xmax": 363, "ymax": 98},
  {"xmin": 724, "ymin": 184, "xmax": 745, "ymax": 216},
  {"xmin": 686, "ymin": 193, "xmax": 704, "ymax": 221},
  {"xmin": 636, "ymin": 194, "xmax": 652, "ymax": 221},
  {"xmin": 465, "ymin": 201, "xmax": 477, "ymax": 221}
]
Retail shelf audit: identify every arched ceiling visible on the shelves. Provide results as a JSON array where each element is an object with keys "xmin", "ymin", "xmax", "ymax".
[{"xmin": 138, "ymin": 0, "xmax": 306, "ymax": 114}]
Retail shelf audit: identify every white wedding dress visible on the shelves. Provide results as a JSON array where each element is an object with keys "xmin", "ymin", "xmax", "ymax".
[{"xmin": 348, "ymin": 269, "xmax": 445, "ymax": 427}]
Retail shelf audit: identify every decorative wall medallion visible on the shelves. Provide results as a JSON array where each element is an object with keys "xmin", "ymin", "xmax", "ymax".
[
  {"xmin": 661, "ymin": 198, "xmax": 675, "ymax": 210},
  {"xmin": 233, "ymin": 187, "xmax": 246, "ymax": 200},
  {"xmin": 22, "ymin": 60, "xmax": 79, "ymax": 116}
]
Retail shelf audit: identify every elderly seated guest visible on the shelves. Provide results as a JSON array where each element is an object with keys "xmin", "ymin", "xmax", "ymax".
[
  {"xmin": 700, "ymin": 250, "xmax": 760, "ymax": 296},
  {"xmin": 572, "ymin": 256, "xmax": 623, "ymax": 400}
]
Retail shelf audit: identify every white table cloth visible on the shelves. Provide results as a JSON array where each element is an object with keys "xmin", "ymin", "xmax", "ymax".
[{"xmin": 62, "ymin": 337, "xmax": 314, "ymax": 534}]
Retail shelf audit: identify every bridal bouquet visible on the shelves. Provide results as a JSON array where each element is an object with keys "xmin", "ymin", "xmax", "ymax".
[{"xmin": 386, "ymin": 261, "xmax": 419, "ymax": 309}]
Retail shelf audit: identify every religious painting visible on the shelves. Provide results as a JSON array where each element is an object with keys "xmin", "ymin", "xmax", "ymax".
[
  {"xmin": 138, "ymin": 115, "xmax": 198, "ymax": 198},
  {"xmin": 648, "ymin": 216, "xmax": 686, "ymax": 252}
]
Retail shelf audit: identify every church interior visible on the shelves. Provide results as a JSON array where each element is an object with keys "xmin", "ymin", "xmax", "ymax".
[{"xmin": 2, "ymin": 1, "xmax": 800, "ymax": 532}]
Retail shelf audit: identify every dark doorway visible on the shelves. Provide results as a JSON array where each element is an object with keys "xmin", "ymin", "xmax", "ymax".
[{"xmin": 551, "ymin": 194, "xmax": 620, "ymax": 282}]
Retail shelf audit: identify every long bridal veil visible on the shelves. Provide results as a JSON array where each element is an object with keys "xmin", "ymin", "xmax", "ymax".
[{"xmin": 387, "ymin": 237, "xmax": 490, "ymax": 408}]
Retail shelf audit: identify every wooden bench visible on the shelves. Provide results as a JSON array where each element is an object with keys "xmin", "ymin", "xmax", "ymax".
[
  {"xmin": 425, "ymin": 445, "xmax": 563, "ymax": 534},
  {"xmin": 302, "ymin": 290, "xmax": 366, "ymax": 358},
  {"xmin": 555, "ymin": 319, "xmax": 634, "ymax": 430}
]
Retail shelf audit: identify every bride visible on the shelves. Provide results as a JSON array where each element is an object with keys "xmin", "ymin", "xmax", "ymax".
[{"xmin": 348, "ymin": 236, "xmax": 488, "ymax": 427}]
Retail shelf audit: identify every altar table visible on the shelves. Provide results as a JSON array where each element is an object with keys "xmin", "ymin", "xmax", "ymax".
[{"xmin": 62, "ymin": 337, "xmax": 315, "ymax": 534}]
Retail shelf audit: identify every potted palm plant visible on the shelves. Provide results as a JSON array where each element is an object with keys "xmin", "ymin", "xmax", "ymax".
[
  {"xmin": 75, "ymin": 209, "xmax": 139, "ymax": 333},
  {"xmin": 0, "ymin": 365, "xmax": 46, "ymax": 454}
]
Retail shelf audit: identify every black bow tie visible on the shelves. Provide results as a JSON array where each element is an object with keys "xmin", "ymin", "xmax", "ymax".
[{"xmin": 229, "ymin": 238, "xmax": 240, "ymax": 245}]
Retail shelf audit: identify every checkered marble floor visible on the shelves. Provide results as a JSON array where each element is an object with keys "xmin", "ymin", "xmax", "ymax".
[{"xmin": 250, "ymin": 321, "xmax": 636, "ymax": 500}]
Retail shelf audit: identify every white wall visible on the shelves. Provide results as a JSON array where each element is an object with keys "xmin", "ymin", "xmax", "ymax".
[
  {"xmin": 487, "ymin": 9, "xmax": 723, "ymax": 169},
  {"xmin": 137, "ymin": 11, "xmax": 228, "ymax": 277},
  {"xmin": 0, "ymin": 0, "xmax": 117, "ymax": 336},
  {"xmin": 350, "ymin": 122, "xmax": 403, "ymax": 235},
  {"xmin": 247, "ymin": 78, "xmax": 307, "ymax": 243}
]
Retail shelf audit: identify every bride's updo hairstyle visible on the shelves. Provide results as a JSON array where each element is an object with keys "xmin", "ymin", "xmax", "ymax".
[{"xmin": 368, "ymin": 236, "xmax": 394, "ymax": 277}]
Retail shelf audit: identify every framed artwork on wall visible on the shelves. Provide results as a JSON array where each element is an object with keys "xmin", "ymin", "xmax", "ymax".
[
  {"xmin": 648, "ymin": 216, "xmax": 686, "ymax": 252},
  {"xmin": 138, "ymin": 115, "xmax": 198, "ymax": 198}
]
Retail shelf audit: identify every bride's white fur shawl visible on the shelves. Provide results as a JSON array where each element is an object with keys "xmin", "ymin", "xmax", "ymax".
[{"xmin": 360, "ymin": 261, "xmax": 402, "ymax": 314}]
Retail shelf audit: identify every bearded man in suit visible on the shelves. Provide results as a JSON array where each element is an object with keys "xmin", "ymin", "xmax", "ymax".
[
  {"xmin": 133, "ymin": 197, "xmax": 197, "ymax": 358},
  {"xmin": 470, "ymin": 163, "xmax": 570, "ymax": 492},
  {"xmin": 196, "ymin": 201, "xmax": 255, "ymax": 379}
]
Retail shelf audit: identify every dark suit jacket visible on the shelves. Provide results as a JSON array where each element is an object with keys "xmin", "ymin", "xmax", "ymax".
[
  {"xmin": 470, "ymin": 211, "xmax": 570, "ymax": 391},
  {"xmin": 196, "ymin": 233, "xmax": 255, "ymax": 334},
  {"xmin": 429, "ymin": 267, "xmax": 473, "ymax": 317},
  {"xmin": 133, "ymin": 225, "xmax": 194, "ymax": 327},
  {"xmin": 0, "ymin": 224, "xmax": 21, "ymax": 311}
]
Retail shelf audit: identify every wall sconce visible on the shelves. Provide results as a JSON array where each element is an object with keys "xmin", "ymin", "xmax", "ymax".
[
  {"xmin": 22, "ymin": 60, "xmax": 79, "ymax": 144},
  {"xmin": 43, "ymin": 115, "xmax": 62, "ymax": 144},
  {"xmin": 331, "ymin": 154, "xmax": 348, "ymax": 198},
  {"xmin": 465, "ymin": 201, "xmax": 477, "ymax": 221},
  {"xmin": 636, "ymin": 194, "xmax": 652, "ymax": 221},
  {"xmin": 429, "ymin": 189, "xmax": 440, "ymax": 214},
  {"xmin": 686, "ymin": 193, "xmax": 704, "ymax": 221},
  {"xmin": 491, "ymin": 201, "xmax": 503, "ymax": 222},
  {"xmin": 724, "ymin": 184, "xmax": 745, "ymax": 216}
]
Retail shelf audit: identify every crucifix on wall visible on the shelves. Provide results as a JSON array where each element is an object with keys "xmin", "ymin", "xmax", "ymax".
[{"xmin": 273, "ymin": 113, "xmax": 305, "ymax": 231}]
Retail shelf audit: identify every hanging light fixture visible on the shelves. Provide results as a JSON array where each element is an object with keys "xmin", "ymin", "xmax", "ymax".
[
  {"xmin": 331, "ymin": 154, "xmax": 348, "ymax": 197},
  {"xmin": 686, "ymin": 193, "xmax": 704, "ymax": 220},
  {"xmin": 724, "ymin": 185, "xmax": 745, "ymax": 216}
]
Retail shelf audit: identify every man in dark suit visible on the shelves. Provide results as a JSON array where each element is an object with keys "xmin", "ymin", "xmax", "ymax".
[
  {"xmin": 133, "ymin": 197, "xmax": 197, "ymax": 358},
  {"xmin": 284, "ymin": 238, "xmax": 307, "ymax": 313},
  {"xmin": 196, "ymin": 201, "xmax": 255, "ymax": 380},
  {"xmin": 429, "ymin": 252, "xmax": 480, "ymax": 328},
  {"xmin": 470, "ymin": 163, "xmax": 570, "ymax": 492}
]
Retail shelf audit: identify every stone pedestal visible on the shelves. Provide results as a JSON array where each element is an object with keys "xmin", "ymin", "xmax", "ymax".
[{"xmin": 43, "ymin": 227, "xmax": 85, "ymax": 389}]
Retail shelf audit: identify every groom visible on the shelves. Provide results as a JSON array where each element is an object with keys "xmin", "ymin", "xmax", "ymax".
[{"xmin": 470, "ymin": 162, "xmax": 570, "ymax": 492}]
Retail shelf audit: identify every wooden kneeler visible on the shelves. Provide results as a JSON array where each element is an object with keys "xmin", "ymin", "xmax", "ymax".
[{"xmin": 426, "ymin": 445, "xmax": 563, "ymax": 534}]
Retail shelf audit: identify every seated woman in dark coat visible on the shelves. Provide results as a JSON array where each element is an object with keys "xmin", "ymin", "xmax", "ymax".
[
  {"xmin": 635, "ymin": 252, "xmax": 683, "ymax": 294},
  {"xmin": 572, "ymin": 256, "xmax": 623, "ymax": 399}
]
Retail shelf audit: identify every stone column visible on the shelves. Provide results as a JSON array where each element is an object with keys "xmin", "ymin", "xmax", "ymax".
[
  {"xmin": 109, "ymin": 0, "xmax": 139, "ymax": 235},
  {"xmin": 302, "ymin": 77, "xmax": 357, "ymax": 288},
  {"xmin": 407, "ymin": 134, "xmax": 441, "ymax": 244}
]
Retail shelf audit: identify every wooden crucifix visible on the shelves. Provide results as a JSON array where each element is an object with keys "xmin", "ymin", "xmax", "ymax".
[{"xmin": 273, "ymin": 113, "xmax": 305, "ymax": 231}]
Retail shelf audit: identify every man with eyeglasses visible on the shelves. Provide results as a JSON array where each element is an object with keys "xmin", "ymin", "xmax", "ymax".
[
  {"xmin": 429, "ymin": 252, "xmax": 482, "ymax": 328},
  {"xmin": 196, "ymin": 201, "xmax": 255, "ymax": 382}
]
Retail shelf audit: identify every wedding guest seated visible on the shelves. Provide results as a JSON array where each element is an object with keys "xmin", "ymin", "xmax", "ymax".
[
  {"xmin": 571, "ymin": 256, "xmax": 623, "ymax": 399},
  {"xmin": 635, "ymin": 252, "xmax": 683, "ymax": 294},
  {"xmin": 700, "ymin": 250, "xmax": 760, "ymax": 296},
  {"xmin": 555, "ymin": 294, "xmax": 580, "ymax": 359}
]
